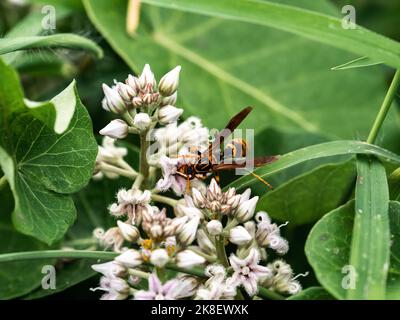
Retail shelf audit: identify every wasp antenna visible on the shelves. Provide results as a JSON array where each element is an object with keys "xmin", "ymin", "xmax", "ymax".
[{"xmin": 244, "ymin": 169, "xmax": 273, "ymax": 189}]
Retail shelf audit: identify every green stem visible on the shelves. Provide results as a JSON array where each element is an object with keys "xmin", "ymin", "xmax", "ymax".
[
  {"xmin": 215, "ymin": 236, "xmax": 230, "ymax": 268},
  {"xmin": 164, "ymin": 263, "xmax": 206, "ymax": 278},
  {"xmin": 0, "ymin": 250, "xmax": 118, "ymax": 262},
  {"xmin": 258, "ymin": 287, "xmax": 285, "ymax": 300},
  {"xmin": 367, "ymin": 69, "xmax": 400, "ymax": 144},
  {"xmin": 151, "ymin": 193, "xmax": 178, "ymax": 207},
  {"xmin": 139, "ymin": 130, "xmax": 150, "ymax": 188},
  {"xmin": 132, "ymin": 173, "xmax": 144, "ymax": 189},
  {"xmin": 0, "ymin": 175, "xmax": 7, "ymax": 191}
]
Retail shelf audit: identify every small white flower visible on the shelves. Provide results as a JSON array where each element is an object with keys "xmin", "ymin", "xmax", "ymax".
[
  {"xmin": 158, "ymin": 66, "xmax": 181, "ymax": 96},
  {"xmin": 174, "ymin": 275, "xmax": 198, "ymax": 299},
  {"xmin": 102, "ymin": 83, "xmax": 126, "ymax": 114},
  {"xmin": 99, "ymin": 119, "xmax": 128, "ymax": 139},
  {"xmin": 101, "ymin": 276, "xmax": 130, "ymax": 294},
  {"xmin": 229, "ymin": 248, "xmax": 272, "ymax": 296},
  {"xmin": 176, "ymin": 250, "xmax": 206, "ymax": 268},
  {"xmin": 133, "ymin": 112, "xmax": 151, "ymax": 130},
  {"xmin": 115, "ymin": 249, "xmax": 143, "ymax": 268},
  {"xmin": 158, "ymin": 105, "xmax": 183, "ymax": 124},
  {"xmin": 206, "ymin": 220, "xmax": 223, "ymax": 236},
  {"xmin": 139, "ymin": 64, "xmax": 156, "ymax": 89},
  {"xmin": 109, "ymin": 188, "xmax": 151, "ymax": 224},
  {"xmin": 134, "ymin": 273, "xmax": 179, "ymax": 300},
  {"xmin": 235, "ymin": 196, "xmax": 258, "ymax": 222},
  {"xmin": 229, "ymin": 226, "xmax": 252, "ymax": 246},
  {"xmin": 150, "ymin": 248, "xmax": 170, "ymax": 268},
  {"xmin": 117, "ymin": 220, "xmax": 140, "ymax": 242},
  {"xmin": 91, "ymin": 261, "xmax": 126, "ymax": 278},
  {"xmin": 97, "ymin": 137, "xmax": 128, "ymax": 165},
  {"xmin": 98, "ymin": 227, "xmax": 125, "ymax": 252}
]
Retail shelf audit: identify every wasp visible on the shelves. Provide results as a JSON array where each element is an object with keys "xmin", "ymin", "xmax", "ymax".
[{"xmin": 175, "ymin": 106, "xmax": 278, "ymax": 193}]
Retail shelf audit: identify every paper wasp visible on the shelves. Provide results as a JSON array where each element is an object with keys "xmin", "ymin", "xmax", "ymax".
[{"xmin": 175, "ymin": 106, "xmax": 278, "ymax": 192}]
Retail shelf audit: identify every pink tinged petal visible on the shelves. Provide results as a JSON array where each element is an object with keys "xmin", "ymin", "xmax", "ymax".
[
  {"xmin": 162, "ymin": 280, "xmax": 179, "ymax": 296},
  {"xmin": 252, "ymin": 265, "xmax": 272, "ymax": 278},
  {"xmin": 149, "ymin": 273, "xmax": 163, "ymax": 293},
  {"xmin": 242, "ymin": 279, "xmax": 256, "ymax": 296},
  {"xmin": 229, "ymin": 254, "xmax": 246, "ymax": 270},
  {"xmin": 134, "ymin": 290, "xmax": 157, "ymax": 300}
]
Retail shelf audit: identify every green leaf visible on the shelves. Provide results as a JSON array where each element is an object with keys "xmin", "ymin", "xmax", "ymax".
[
  {"xmin": 305, "ymin": 200, "xmax": 400, "ymax": 300},
  {"xmin": 331, "ymin": 56, "xmax": 383, "ymax": 71},
  {"xmin": 139, "ymin": 0, "xmax": 400, "ymax": 69},
  {"xmin": 0, "ymin": 34, "xmax": 103, "ymax": 59},
  {"xmin": 348, "ymin": 156, "xmax": 390, "ymax": 299},
  {"xmin": 287, "ymin": 287, "xmax": 334, "ymax": 300},
  {"xmin": 0, "ymin": 188, "xmax": 53, "ymax": 299},
  {"xmin": 83, "ymin": 0, "xmax": 396, "ymax": 140},
  {"xmin": 387, "ymin": 202, "xmax": 400, "ymax": 299},
  {"xmin": 2, "ymin": 7, "xmax": 72, "ymax": 65},
  {"xmin": 256, "ymin": 160, "xmax": 356, "ymax": 225},
  {"xmin": 227, "ymin": 140, "xmax": 400, "ymax": 192},
  {"xmin": 0, "ymin": 60, "xmax": 98, "ymax": 245}
]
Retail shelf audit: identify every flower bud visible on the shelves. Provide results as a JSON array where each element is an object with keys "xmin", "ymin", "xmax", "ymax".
[
  {"xmin": 268, "ymin": 235, "xmax": 289, "ymax": 254},
  {"xmin": 125, "ymin": 74, "xmax": 140, "ymax": 93},
  {"xmin": 115, "ymin": 249, "xmax": 143, "ymax": 268},
  {"xmin": 159, "ymin": 66, "xmax": 181, "ymax": 96},
  {"xmin": 105, "ymin": 277, "xmax": 130, "ymax": 294},
  {"xmin": 115, "ymin": 82, "xmax": 136, "ymax": 104},
  {"xmin": 229, "ymin": 226, "xmax": 252, "ymax": 246},
  {"xmin": 196, "ymin": 229, "xmax": 216, "ymax": 254},
  {"xmin": 235, "ymin": 196, "xmax": 258, "ymax": 222},
  {"xmin": 206, "ymin": 220, "xmax": 223, "ymax": 236},
  {"xmin": 102, "ymin": 84, "xmax": 126, "ymax": 114},
  {"xmin": 158, "ymin": 105, "xmax": 183, "ymax": 124},
  {"xmin": 178, "ymin": 215, "xmax": 200, "ymax": 245},
  {"xmin": 139, "ymin": 64, "xmax": 156, "ymax": 89},
  {"xmin": 150, "ymin": 248, "xmax": 169, "ymax": 267},
  {"xmin": 133, "ymin": 112, "xmax": 151, "ymax": 130},
  {"xmin": 191, "ymin": 188, "xmax": 205, "ymax": 208},
  {"xmin": 99, "ymin": 119, "xmax": 128, "ymax": 139},
  {"xmin": 161, "ymin": 91, "xmax": 177, "ymax": 106},
  {"xmin": 117, "ymin": 220, "xmax": 140, "ymax": 242},
  {"xmin": 176, "ymin": 250, "xmax": 206, "ymax": 268}
]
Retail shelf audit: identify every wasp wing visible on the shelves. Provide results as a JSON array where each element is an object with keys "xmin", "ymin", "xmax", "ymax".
[{"xmin": 211, "ymin": 155, "xmax": 278, "ymax": 171}]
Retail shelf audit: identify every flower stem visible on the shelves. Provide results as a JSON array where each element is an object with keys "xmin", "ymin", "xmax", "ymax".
[
  {"xmin": 128, "ymin": 268, "xmax": 150, "ymax": 279},
  {"xmin": 100, "ymin": 163, "xmax": 137, "ymax": 179},
  {"xmin": 139, "ymin": 130, "xmax": 150, "ymax": 188},
  {"xmin": 257, "ymin": 287, "xmax": 285, "ymax": 300},
  {"xmin": 367, "ymin": 69, "xmax": 400, "ymax": 144},
  {"xmin": 0, "ymin": 175, "xmax": 7, "ymax": 191},
  {"xmin": 132, "ymin": 173, "xmax": 144, "ymax": 189},
  {"xmin": 215, "ymin": 236, "xmax": 230, "ymax": 268},
  {"xmin": 151, "ymin": 193, "xmax": 178, "ymax": 207}
]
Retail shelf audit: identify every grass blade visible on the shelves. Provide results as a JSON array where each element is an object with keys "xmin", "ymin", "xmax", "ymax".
[
  {"xmin": 0, "ymin": 34, "xmax": 103, "ymax": 58},
  {"xmin": 227, "ymin": 140, "xmax": 400, "ymax": 191},
  {"xmin": 348, "ymin": 156, "xmax": 390, "ymax": 299}
]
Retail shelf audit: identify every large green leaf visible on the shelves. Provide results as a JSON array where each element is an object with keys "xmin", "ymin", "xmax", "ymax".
[
  {"xmin": 83, "ymin": 0, "xmax": 396, "ymax": 140},
  {"xmin": 256, "ymin": 160, "xmax": 356, "ymax": 225},
  {"xmin": 348, "ymin": 156, "xmax": 390, "ymax": 299},
  {"xmin": 0, "ymin": 187, "xmax": 53, "ymax": 299},
  {"xmin": 287, "ymin": 287, "xmax": 334, "ymax": 300},
  {"xmin": 227, "ymin": 140, "xmax": 400, "ymax": 192},
  {"xmin": 139, "ymin": 0, "xmax": 400, "ymax": 69},
  {"xmin": 305, "ymin": 200, "xmax": 400, "ymax": 300},
  {"xmin": 0, "ymin": 60, "xmax": 98, "ymax": 245}
]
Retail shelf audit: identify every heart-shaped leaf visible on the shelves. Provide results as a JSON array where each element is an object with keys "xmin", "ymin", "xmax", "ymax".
[{"xmin": 0, "ymin": 60, "xmax": 98, "ymax": 245}]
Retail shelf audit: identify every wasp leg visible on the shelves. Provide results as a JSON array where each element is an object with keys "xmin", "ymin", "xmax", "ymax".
[
  {"xmin": 214, "ymin": 171, "xmax": 220, "ymax": 184},
  {"xmin": 186, "ymin": 175, "xmax": 191, "ymax": 194}
]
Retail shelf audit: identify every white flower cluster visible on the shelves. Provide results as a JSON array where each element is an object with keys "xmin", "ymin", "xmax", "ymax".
[{"xmin": 90, "ymin": 64, "xmax": 303, "ymax": 300}]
